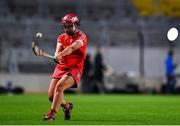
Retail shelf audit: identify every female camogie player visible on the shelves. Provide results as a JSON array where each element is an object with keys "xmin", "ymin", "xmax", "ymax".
[{"xmin": 43, "ymin": 13, "xmax": 88, "ymax": 121}]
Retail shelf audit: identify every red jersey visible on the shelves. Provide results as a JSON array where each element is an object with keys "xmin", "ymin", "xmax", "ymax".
[{"xmin": 56, "ymin": 31, "xmax": 88, "ymax": 70}]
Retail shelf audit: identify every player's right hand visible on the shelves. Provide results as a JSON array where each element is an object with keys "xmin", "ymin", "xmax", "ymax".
[
  {"xmin": 53, "ymin": 57, "xmax": 60, "ymax": 64},
  {"xmin": 55, "ymin": 53, "xmax": 63, "ymax": 61}
]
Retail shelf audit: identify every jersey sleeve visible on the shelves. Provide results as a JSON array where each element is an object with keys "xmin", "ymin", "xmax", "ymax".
[
  {"xmin": 77, "ymin": 34, "xmax": 87, "ymax": 46},
  {"xmin": 57, "ymin": 35, "xmax": 63, "ymax": 46}
]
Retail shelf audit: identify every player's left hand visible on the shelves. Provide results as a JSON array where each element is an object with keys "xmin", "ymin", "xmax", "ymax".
[
  {"xmin": 55, "ymin": 53, "xmax": 63, "ymax": 61},
  {"xmin": 53, "ymin": 58, "xmax": 60, "ymax": 64}
]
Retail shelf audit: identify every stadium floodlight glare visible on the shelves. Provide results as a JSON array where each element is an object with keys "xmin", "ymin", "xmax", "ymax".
[{"xmin": 167, "ymin": 27, "xmax": 179, "ymax": 41}]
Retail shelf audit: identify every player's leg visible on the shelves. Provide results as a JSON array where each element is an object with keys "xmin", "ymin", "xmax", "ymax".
[
  {"xmin": 53, "ymin": 75, "xmax": 75, "ymax": 120},
  {"xmin": 44, "ymin": 75, "xmax": 75, "ymax": 121},
  {"xmin": 51, "ymin": 74, "xmax": 75, "ymax": 112},
  {"xmin": 43, "ymin": 79, "xmax": 59, "ymax": 121},
  {"xmin": 48, "ymin": 79, "xmax": 59, "ymax": 102},
  {"xmin": 48, "ymin": 78, "xmax": 67, "ymax": 104}
]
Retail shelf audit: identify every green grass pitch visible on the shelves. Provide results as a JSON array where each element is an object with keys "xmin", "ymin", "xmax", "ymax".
[{"xmin": 0, "ymin": 94, "xmax": 180, "ymax": 125}]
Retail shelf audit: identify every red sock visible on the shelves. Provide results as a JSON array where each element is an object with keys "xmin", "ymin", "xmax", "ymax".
[
  {"xmin": 61, "ymin": 102, "xmax": 69, "ymax": 109},
  {"xmin": 49, "ymin": 109, "xmax": 57, "ymax": 115}
]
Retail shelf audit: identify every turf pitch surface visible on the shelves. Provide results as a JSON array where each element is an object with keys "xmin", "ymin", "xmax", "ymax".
[{"xmin": 0, "ymin": 94, "xmax": 180, "ymax": 125}]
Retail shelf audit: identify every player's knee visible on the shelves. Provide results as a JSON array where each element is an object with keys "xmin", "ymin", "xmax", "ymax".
[{"xmin": 55, "ymin": 84, "xmax": 64, "ymax": 93}]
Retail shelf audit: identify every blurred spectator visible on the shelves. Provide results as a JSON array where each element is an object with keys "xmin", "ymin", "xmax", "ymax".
[
  {"xmin": 94, "ymin": 46, "xmax": 106, "ymax": 93},
  {"xmin": 164, "ymin": 50, "xmax": 177, "ymax": 94},
  {"xmin": 6, "ymin": 80, "xmax": 13, "ymax": 95},
  {"xmin": 81, "ymin": 53, "xmax": 92, "ymax": 93},
  {"xmin": 7, "ymin": 48, "xmax": 19, "ymax": 73}
]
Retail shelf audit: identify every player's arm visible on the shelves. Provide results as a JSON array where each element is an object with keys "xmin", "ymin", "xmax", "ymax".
[
  {"xmin": 55, "ymin": 40, "xmax": 83, "ymax": 60},
  {"xmin": 54, "ymin": 42, "xmax": 63, "ymax": 57},
  {"xmin": 53, "ymin": 42, "xmax": 63, "ymax": 63}
]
